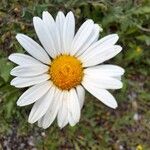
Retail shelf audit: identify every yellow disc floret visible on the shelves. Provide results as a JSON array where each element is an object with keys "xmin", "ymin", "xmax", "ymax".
[{"xmin": 50, "ymin": 55, "xmax": 83, "ymax": 90}]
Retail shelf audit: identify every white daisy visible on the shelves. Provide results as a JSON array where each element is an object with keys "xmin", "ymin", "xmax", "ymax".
[{"xmin": 9, "ymin": 11, "xmax": 124, "ymax": 129}]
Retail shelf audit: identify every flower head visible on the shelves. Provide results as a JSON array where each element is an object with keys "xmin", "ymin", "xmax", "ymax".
[{"xmin": 9, "ymin": 11, "xmax": 124, "ymax": 129}]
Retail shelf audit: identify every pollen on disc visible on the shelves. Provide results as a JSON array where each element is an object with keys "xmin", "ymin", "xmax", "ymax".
[{"xmin": 50, "ymin": 55, "xmax": 84, "ymax": 90}]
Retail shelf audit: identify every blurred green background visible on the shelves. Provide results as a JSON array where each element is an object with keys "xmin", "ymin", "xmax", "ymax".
[{"xmin": 0, "ymin": 0, "xmax": 150, "ymax": 149}]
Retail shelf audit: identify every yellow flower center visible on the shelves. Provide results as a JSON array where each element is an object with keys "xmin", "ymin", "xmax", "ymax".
[{"xmin": 50, "ymin": 55, "xmax": 83, "ymax": 90}]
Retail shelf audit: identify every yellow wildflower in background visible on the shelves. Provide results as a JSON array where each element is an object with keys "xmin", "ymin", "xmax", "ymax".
[
  {"xmin": 136, "ymin": 46, "xmax": 142, "ymax": 53},
  {"xmin": 136, "ymin": 145, "xmax": 143, "ymax": 150}
]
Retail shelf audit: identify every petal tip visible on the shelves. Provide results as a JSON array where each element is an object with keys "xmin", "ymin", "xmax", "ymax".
[
  {"xmin": 16, "ymin": 34, "xmax": 21, "ymax": 40},
  {"xmin": 114, "ymin": 103, "xmax": 118, "ymax": 109},
  {"xmin": 42, "ymin": 11, "xmax": 52, "ymax": 19},
  {"xmin": 99, "ymin": 27, "xmax": 103, "ymax": 32},
  {"xmin": 8, "ymin": 55, "xmax": 12, "ymax": 61},
  {"xmin": 33, "ymin": 16, "xmax": 41, "ymax": 23},
  {"xmin": 17, "ymin": 99, "xmax": 26, "ymax": 107},
  {"xmin": 58, "ymin": 11, "xmax": 64, "ymax": 15},
  {"xmin": 118, "ymin": 46, "xmax": 123, "ymax": 51},
  {"xmin": 42, "ymin": 125, "xmax": 49, "ymax": 129},
  {"xmin": 109, "ymin": 101, "xmax": 118, "ymax": 109},
  {"xmin": 113, "ymin": 105, "xmax": 118, "ymax": 109},
  {"xmin": 67, "ymin": 11, "xmax": 74, "ymax": 16},
  {"xmin": 42, "ymin": 11, "xmax": 49, "ymax": 14},
  {"xmin": 10, "ymin": 70, "xmax": 14, "ymax": 76},
  {"xmin": 28, "ymin": 118, "xmax": 34, "ymax": 124},
  {"xmin": 122, "ymin": 68, "xmax": 125, "ymax": 75},
  {"xmin": 16, "ymin": 101, "xmax": 21, "ymax": 106},
  {"xmin": 10, "ymin": 80, "xmax": 14, "ymax": 86}
]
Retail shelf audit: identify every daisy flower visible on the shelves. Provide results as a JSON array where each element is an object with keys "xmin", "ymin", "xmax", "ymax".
[{"xmin": 9, "ymin": 11, "xmax": 125, "ymax": 129}]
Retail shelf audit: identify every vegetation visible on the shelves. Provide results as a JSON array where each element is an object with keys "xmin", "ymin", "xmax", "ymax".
[{"xmin": 0, "ymin": 0, "xmax": 149, "ymax": 149}]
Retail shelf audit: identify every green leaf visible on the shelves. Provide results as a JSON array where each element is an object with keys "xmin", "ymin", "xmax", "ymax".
[
  {"xmin": 136, "ymin": 35, "xmax": 150, "ymax": 46},
  {"xmin": 0, "ymin": 58, "xmax": 13, "ymax": 82}
]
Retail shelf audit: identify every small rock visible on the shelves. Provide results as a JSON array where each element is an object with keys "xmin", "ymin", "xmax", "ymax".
[
  {"xmin": 41, "ymin": 132, "xmax": 46, "ymax": 137},
  {"xmin": 133, "ymin": 113, "xmax": 141, "ymax": 121}
]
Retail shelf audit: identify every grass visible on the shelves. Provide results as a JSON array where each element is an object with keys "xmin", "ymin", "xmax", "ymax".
[{"xmin": 0, "ymin": 0, "xmax": 150, "ymax": 149}]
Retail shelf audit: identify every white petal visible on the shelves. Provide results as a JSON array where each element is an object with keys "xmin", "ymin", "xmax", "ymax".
[
  {"xmin": 114, "ymin": 76, "xmax": 121, "ymax": 80},
  {"xmin": 28, "ymin": 86, "xmax": 55, "ymax": 123},
  {"xmin": 81, "ymin": 45, "xmax": 122, "ymax": 67},
  {"xmin": 17, "ymin": 81, "xmax": 51, "ymax": 106},
  {"xmin": 70, "ymin": 19, "xmax": 94, "ymax": 55},
  {"xmin": 39, "ymin": 88, "xmax": 63, "ymax": 129},
  {"xmin": 84, "ymin": 64, "xmax": 125, "ymax": 78},
  {"xmin": 82, "ymin": 81, "xmax": 118, "ymax": 109},
  {"xmin": 8, "ymin": 53, "xmax": 43, "ymax": 66},
  {"xmin": 94, "ymin": 34, "xmax": 119, "ymax": 48},
  {"xmin": 80, "ymin": 34, "xmax": 119, "ymax": 58},
  {"xmin": 56, "ymin": 11, "xmax": 65, "ymax": 53},
  {"xmin": 62, "ymin": 11, "xmax": 75, "ymax": 54},
  {"xmin": 57, "ymin": 91, "xmax": 68, "ymax": 128},
  {"xmin": 75, "ymin": 24, "xmax": 100, "ymax": 57},
  {"xmin": 56, "ymin": 11, "xmax": 65, "ymax": 32},
  {"xmin": 11, "ymin": 74, "xmax": 50, "ymax": 88},
  {"xmin": 16, "ymin": 34, "xmax": 50, "ymax": 64},
  {"xmin": 97, "ymin": 34, "xmax": 119, "ymax": 45},
  {"xmin": 10, "ymin": 65, "xmax": 49, "ymax": 77},
  {"xmin": 68, "ymin": 112, "xmax": 76, "ymax": 126},
  {"xmin": 42, "ymin": 11, "xmax": 55, "ymax": 25},
  {"xmin": 42, "ymin": 11, "xmax": 61, "ymax": 55},
  {"xmin": 60, "ymin": 115, "xmax": 68, "ymax": 128},
  {"xmin": 38, "ymin": 119, "xmax": 43, "ymax": 128},
  {"xmin": 33, "ymin": 17, "xmax": 57, "ymax": 58},
  {"xmin": 83, "ymin": 74, "xmax": 123, "ymax": 89},
  {"xmin": 76, "ymin": 85, "xmax": 85, "ymax": 108},
  {"xmin": 68, "ymin": 88, "xmax": 80, "ymax": 126}
]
